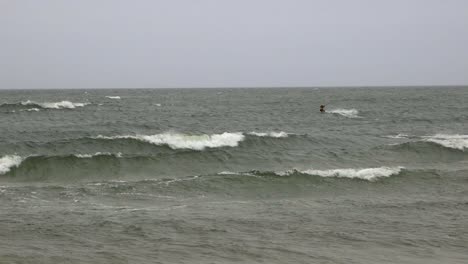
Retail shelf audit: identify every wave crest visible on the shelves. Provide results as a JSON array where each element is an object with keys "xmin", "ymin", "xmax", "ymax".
[
  {"xmin": 0, "ymin": 155, "xmax": 23, "ymax": 175},
  {"xmin": 423, "ymin": 134, "xmax": 468, "ymax": 151},
  {"xmin": 219, "ymin": 166, "xmax": 404, "ymax": 181},
  {"xmin": 247, "ymin": 131, "xmax": 288, "ymax": 138},
  {"xmin": 298, "ymin": 166, "xmax": 403, "ymax": 181},
  {"xmin": 105, "ymin": 96, "xmax": 121, "ymax": 99},
  {"xmin": 21, "ymin": 100, "xmax": 88, "ymax": 109},
  {"xmin": 97, "ymin": 132, "xmax": 245, "ymax": 150},
  {"xmin": 328, "ymin": 108, "xmax": 361, "ymax": 118}
]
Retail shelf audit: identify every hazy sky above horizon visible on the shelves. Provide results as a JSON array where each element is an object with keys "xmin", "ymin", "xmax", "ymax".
[{"xmin": 1, "ymin": 0, "xmax": 467, "ymax": 89}]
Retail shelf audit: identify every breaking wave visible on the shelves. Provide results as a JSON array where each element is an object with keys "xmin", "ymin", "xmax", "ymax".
[
  {"xmin": 94, "ymin": 132, "xmax": 292, "ymax": 150},
  {"xmin": 220, "ymin": 166, "xmax": 404, "ymax": 181},
  {"xmin": 1, "ymin": 100, "xmax": 88, "ymax": 110},
  {"xmin": 0, "ymin": 155, "xmax": 23, "ymax": 175},
  {"xmin": 423, "ymin": 134, "xmax": 468, "ymax": 151},
  {"xmin": 328, "ymin": 108, "xmax": 361, "ymax": 118},
  {"xmin": 22, "ymin": 100, "xmax": 88, "ymax": 109},
  {"xmin": 385, "ymin": 134, "xmax": 468, "ymax": 152},
  {"xmin": 96, "ymin": 132, "xmax": 245, "ymax": 150},
  {"xmin": 296, "ymin": 166, "xmax": 403, "ymax": 181}
]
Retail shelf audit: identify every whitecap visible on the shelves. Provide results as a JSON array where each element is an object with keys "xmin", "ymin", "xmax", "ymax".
[
  {"xmin": 22, "ymin": 108, "xmax": 40, "ymax": 112},
  {"xmin": 423, "ymin": 134, "xmax": 468, "ymax": 151},
  {"xmin": 385, "ymin": 133, "xmax": 409, "ymax": 139},
  {"xmin": 248, "ymin": 131, "xmax": 289, "ymax": 138},
  {"xmin": 290, "ymin": 166, "xmax": 403, "ymax": 181},
  {"xmin": 328, "ymin": 108, "xmax": 361, "ymax": 118},
  {"xmin": 21, "ymin": 100, "xmax": 88, "ymax": 109},
  {"xmin": 96, "ymin": 132, "xmax": 245, "ymax": 150},
  {"xmin": 0, "ymin": 155, "xmax": 23, "ymax": 175},
  {"xmin": 105, "ymin": 96, "xmax": 121, "ymax": 100},
  {"xmin": 74, "ymin": 152, "xmax": 122, "ymax": 158}
]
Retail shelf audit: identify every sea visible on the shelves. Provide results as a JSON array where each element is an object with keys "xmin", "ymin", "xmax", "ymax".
[{"xmin": 0, "ymin": 87, "xmax": 467, "ymax": 264}]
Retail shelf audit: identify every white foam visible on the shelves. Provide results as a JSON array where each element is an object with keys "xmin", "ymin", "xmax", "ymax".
[
  {"xmin": 328, "ymin": 108, "xmax": 361, "ymax": 118},
  {"xmin": 423, "ymin": 134, "xmax": 468, "ymax": 151},
  {"xmin": 248, "ymin": 131, "xmax": 289, "ymax": 138},
  {"xmin": 105, "ymin": 96, "xmax": 121, "ymax": 99},
  {"xmin": 22, "ymin": 100, "xmax": 88, "ymax": 109},
  {"xmin": 74, "ymin": 152, "xmax": 122, "ymax": 158},
  {"xmin": 296, "ymin": 166, "xmax": 403, "ymax": 181},
  {"xmin": 97, "ymin": 132, "xmax": 245, "ymax": 150},
  {"xmin": 218, "ymin": 171, "xmax": 256, "ymax": 176},
  {"xmin": 385, "ymin": 133, "xmax": 409, "ymax": 139},
  {"xmin": 0, "ymin": 155, "xmax": 23, "ymax": 175}
]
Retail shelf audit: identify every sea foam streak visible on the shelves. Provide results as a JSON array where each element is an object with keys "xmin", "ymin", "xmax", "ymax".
[
  {"xmin": 248, "ymin": 131, "xmax": 289, "ymax": 138},
  {"xmin": 21, "ymin": 100, "xmax": 88, "ymax": 109},
  {"xmin": 74, "ymin": 152, "xmax": 122, "ymax": 158},
  {"xmin": 0, "ymin": 155, "xmax": 23, "ymax": 175},
  {"xmin": 423, "ymin": 134, "xmax": 468, "ymax": 151},
  {"xmin": 385, "ymin": 133, "xmax": 409, "ymax": 139},
  {"xmin": 328, "ymin": 109, "xmax": 361, "ymax": 118},
  {"xmin": 97, "ymin": 132, "xmax": 245, "ymax": 150}
]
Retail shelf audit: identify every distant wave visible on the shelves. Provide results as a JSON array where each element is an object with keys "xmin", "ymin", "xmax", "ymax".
[
  {"xmin": 328, "ymin": 109, "xmax": 361, "ymax": 118},
  {"xmin": 0, "ymin": 155, "xmax": 23, "ymax": 175},
  {"xmin": 22, "ymin": 100, "xmax": 88, "ymax": 109},
  {"xmin": 105, "ymin": 96, "xmax": 121, "ymax": 100},
  {"xmin": 423, "ymin": 134, "xmax": 468, "ymax": 151},
  {"xmin": 1, "ymin": 100, "xmax": 88, "ymax": 110},
  {"xmin": 220, "ymin": 166, "xmax": 404, "ymax": 181}
]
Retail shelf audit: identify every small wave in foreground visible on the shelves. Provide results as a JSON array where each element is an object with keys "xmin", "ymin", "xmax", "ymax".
[{"xmin": 328, "ymin": 109, "xmax": 361, "ymax": 118}]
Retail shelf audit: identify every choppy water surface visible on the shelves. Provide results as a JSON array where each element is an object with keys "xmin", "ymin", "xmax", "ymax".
[{"xmin": 1, "ymin": 87, "xmax": 467, "ymax": 263}]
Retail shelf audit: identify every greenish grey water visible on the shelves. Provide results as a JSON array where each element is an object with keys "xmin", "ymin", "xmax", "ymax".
[{"xmin": 0, "ymin": 87, "xmax": 467, "ymax": 263}]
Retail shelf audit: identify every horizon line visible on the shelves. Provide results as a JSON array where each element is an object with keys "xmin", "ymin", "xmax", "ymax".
[{"xmin": 1, "ymin": 84, "xmax": 467, "ymax": 90}]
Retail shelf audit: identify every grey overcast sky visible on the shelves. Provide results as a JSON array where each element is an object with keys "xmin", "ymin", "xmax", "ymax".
[{"xmin": 1, "ymin": 0, "xmax": 467, "ymax": 89}]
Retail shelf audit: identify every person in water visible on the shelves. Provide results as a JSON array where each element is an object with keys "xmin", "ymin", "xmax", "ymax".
[{"xmin": 320, "ymin": 105, "xmax": 325, "ymax": 113}]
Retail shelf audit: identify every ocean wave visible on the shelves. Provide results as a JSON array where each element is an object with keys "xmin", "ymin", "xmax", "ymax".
[
  {"xmin": 423, "ymin": 134, "xmax": 468, "ymax": 151},
  {"xmin": 219, "ymin": 166, "xmax": 404, "ymax": 181},
  {"xmin": 297, "ymin": 166, "xmax": 403, "ymax": 181},
  {"xmin": 384, "ymin": 133, "xmax": 410, "ymax": 139},
  {"xmin": 105, "ymin": 96, "xmax": 121, "ymax": 99},
  {"xmin": 73, "ymin": 152, "xmax": 122, "ymax": 158},
  {"xmin": 96, "ymin": 132, "xmax": 245, "ymax": 150},
  {"xmin": 94, "ymin": 131, "xmax": 292, "ymax": 150},
  {"xmin": 247, "ymin": 131, "xmax": 289, "ymax": 138},
  {"xmin": 0, "ymin": 155, "xmax": 23, "ymax": 175},
  {"xmin": 22, "ymin": 100, "xmax": 88, "ymax": 109},
  {"xmin": 328, "ymin": 108, "xmax": 361, "ymax": 118}
]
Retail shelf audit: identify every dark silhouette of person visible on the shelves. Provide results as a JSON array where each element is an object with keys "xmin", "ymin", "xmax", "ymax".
[{"xmin": 320, "ymin": 105, "xmax": 325, "ymax": 113}]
